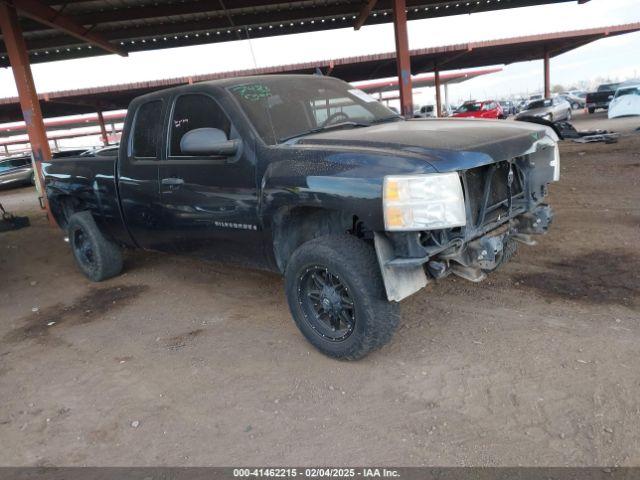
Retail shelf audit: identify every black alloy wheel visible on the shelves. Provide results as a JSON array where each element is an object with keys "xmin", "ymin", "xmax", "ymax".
[{"xmin": 297, "ymin": 266, "xmax": 356, "ymax": 342}]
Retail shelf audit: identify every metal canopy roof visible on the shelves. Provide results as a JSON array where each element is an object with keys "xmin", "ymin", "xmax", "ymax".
[
  {"xmin": 357, "ymin": 66, "xmax": 503, "ymax": 92},
  {"xmin": 1, "ymin": 22, "xmax": 638, "ymax": 123},
  {"xmin": 0, "ymin": 67, "xmax": 502, "ymax": 131},
  {"xmin": 0, "ymin": 0, "xmax": 584, "ymax": 67}
]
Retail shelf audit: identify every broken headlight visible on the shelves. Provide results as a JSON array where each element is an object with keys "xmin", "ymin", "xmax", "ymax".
[{"xmin": 383, "ymin": 172, "xmax": 467, "ymax": 231}]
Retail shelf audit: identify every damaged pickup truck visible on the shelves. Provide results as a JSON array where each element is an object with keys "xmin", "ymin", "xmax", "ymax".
[{"xmin": 43, "ymin": 75, "xmax": 559, "ymax": 359}]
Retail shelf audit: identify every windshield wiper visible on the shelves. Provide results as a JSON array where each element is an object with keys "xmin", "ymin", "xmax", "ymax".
[{"xmin": 278, "ymin": 120, "xmax": 370, "ymax": 143}]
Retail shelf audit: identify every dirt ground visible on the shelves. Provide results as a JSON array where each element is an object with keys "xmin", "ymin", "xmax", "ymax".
[{"xmin": 0, "ymin": 112, "xmax": 638, "ymax": 467}]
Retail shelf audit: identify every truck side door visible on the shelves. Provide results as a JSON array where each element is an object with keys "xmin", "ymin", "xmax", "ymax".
[
  {"xmin": 157, "ymin": 92, "xmax": 265, "ymax": 267},
  {"xmin": 118, "ymin": 99, "xmax": 164, "ymax": 250}
]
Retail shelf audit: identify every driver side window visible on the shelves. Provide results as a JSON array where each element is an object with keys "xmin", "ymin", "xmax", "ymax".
[{"xmin": 169, "ymin": 94, "xmax": 231, "ymax": 157}]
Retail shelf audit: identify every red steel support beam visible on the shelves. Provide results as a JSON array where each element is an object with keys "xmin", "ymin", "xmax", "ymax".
[
  {"xmin": 354, "ymin": 0, "xmax": 377, "ymax": 30},
  {"xmin": 392, "ymin": 0, "xmax": 413, "ymax": 118},
  {"xmin": 434, "ymin": 67, "xmax": 442, "ymax": 118},
  {"xmin": 97, "ymin": 109, "xmax": 109, "ymax": 146},
  {"xmin": 0, "ymin": 3, "xmax": 56, "ymax": 225},
  {"xmin": 543, "ymin": 48, "xmax": 551, "ymax": 98},
  {"xmin": 2, "ymin": 0, "xmax": 127, "ymax": 56}
]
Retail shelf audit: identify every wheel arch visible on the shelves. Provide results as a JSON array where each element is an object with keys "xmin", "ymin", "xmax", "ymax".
[{"xmin": 48, "ymin": 193, "xmax": 90, "ymax": 230}]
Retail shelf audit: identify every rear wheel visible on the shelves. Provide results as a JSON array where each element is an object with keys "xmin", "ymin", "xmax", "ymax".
[
  {"xmin": 284, "ymin": 235, "xmax": 400, "ymax": 360},
  {"xmin": 68, "ymin": 211, "xmax": 123, "ymax": 282}
]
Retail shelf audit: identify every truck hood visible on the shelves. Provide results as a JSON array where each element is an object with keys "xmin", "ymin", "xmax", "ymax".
[{"xmin": 294, "ymin": 118, "xmax": 553, "ymax": 172}]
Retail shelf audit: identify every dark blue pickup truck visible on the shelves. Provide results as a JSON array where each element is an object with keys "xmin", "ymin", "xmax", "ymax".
[{"xmin": 43, "ymin": 75, "xmax": 559, "ymax": 359}]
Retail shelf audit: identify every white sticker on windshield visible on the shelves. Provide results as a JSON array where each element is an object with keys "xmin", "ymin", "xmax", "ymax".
[{"xmin": 348, "ymin": 88, "xmax": 377, "ymax": 103}]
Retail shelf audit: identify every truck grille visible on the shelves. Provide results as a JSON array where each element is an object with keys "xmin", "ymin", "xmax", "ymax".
[{"xmin": 464, "ymin": 160, "xmax": 524, "ymax": 227}]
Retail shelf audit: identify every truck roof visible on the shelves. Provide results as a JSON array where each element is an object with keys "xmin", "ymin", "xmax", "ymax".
[{"xmin": 130, "ymin": 74, "xmax": 343, "ymax": 104}]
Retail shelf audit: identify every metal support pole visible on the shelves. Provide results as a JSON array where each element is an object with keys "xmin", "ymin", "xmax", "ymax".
[
  {"xmin": 544, "ymin": 49, "xmax": 551, "ymax": 98},
  {"xmin": 392, "ymin": 0, "xmax": 413, "ymax": 118},
  {"xmin": 97, "ymin": 110, "xmax": 109, "ymax": 146},
  {"xmin": 434, "ymin": 67, "xmax": 442, "ymax": 118},
  {"xmin": 444, "ymin": 83, "xmax": 450, "ymax": 115},
  {"xmin": 3, "ymin": 145, "xmax": 9, "ymax": 157},
  {"xmin": 53, "ymin": 139, "xmax": 59, "ymax": 151},
  {"xmin": 0, "ymin": 3, "xmax": 55, "ymax": 225}
]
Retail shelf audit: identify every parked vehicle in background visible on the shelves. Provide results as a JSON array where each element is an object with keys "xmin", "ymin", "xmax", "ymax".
[
  {"xmin": 0, "ymin": 155, "xmax": 33, "ymax": 188},
  {"xmin": 515, "ymin": 97, "xmax": 572, "ymax": 122},
  {"xmin": 586, "ymin": 83, "xmax": 620, "ymax": 114},
  {"xmin": 415, "ymin": 104, "xmax": 452, "ymax": 118},
  {"xmin": 452, "ymin": 100, "xmax": 504, "ymax": 119},
  {"xmin": 608, "ymin": 83, "xmax": 640, "ymax": 119},
  {"xmin": 43, "ymin": 74, "xmax": 560, "ymax": 360},
  {"xmin": 566, "ymin": 90, "xmax": 587, "ymax": 105},
  {"xmin": 516, "ymin": 99, "xmax": 529, "ymax": 112},
  {"xmin": 415, "ymin": 104, "xmax": 436, "ymax": 118},
  {"xmin": 499, "ymin": 100, "xmax": 517, "ymax": 116},
  {"xmin": 559, "ymin": 92, "xmax": 585, "ymax": 110}
]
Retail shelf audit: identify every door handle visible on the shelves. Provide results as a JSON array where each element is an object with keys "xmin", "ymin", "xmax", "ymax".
[{"xmin": 162, "ymin": 177, "xmax": 184, "ymax": 189}]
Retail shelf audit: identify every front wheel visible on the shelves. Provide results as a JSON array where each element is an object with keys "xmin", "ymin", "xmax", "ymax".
[
  {"xmin": 68, "ymin": 211, "xmax": 123, "ymax": 282},
  {"xmin": 284, "ymin": 235, "xmax": 400, "ymax": 360}
]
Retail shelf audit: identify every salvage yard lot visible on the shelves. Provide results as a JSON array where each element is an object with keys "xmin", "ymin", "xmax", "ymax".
[{"xmin": 0, "ymin": 113, "xmax": 639, "ymax": 466}]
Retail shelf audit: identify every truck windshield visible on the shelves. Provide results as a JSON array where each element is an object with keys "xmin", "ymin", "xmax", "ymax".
[{"xmin": 228, "ymin": 76, "xmax": 399, "ymax": 145}]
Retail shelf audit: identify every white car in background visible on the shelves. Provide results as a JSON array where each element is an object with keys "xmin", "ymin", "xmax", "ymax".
[
  {"xmin": 414, "ymin": 104, "xmax": 453, "ymax": 118},
  {"xmin": 608, "ymin": 83, "xmax": 640, "ymax": 119}
]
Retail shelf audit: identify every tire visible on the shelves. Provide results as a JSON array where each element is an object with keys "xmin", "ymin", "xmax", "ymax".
[
  {"xmin": 588, "ymin": 107, "xmax": 595, "ymax": 114},
  {"xmin": 284, "ymin": 235, "xmax": 400, "ymax": 360},
  {"xmin": 67, "ymin": 211, "xmax": 123, "ymax": 282}
]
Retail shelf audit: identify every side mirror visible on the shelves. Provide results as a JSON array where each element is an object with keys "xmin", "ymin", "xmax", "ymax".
[{"xmin": 180, "ymin": 127, "xmax": 239, "ymax": 157}]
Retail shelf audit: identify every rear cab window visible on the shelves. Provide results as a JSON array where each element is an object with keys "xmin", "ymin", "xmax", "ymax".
[{"xmin": 131, "ymin": 100, "xmax": 164, "ymax": 159}]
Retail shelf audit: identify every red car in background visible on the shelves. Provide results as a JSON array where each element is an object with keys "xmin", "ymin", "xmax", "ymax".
[{"xmin": 452, "ymin": 100, "xmax": 505, "ymax": 119}]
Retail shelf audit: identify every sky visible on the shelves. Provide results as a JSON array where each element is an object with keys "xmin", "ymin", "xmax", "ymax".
[{"xmin": 1, "ymin": 0, "xmax": 639, "ymax": 113}]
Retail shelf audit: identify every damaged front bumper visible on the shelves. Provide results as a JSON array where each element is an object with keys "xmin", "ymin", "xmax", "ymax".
[{"xmin": 375, "ymin": 204, "xmax": 554, "ymax": 302}]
